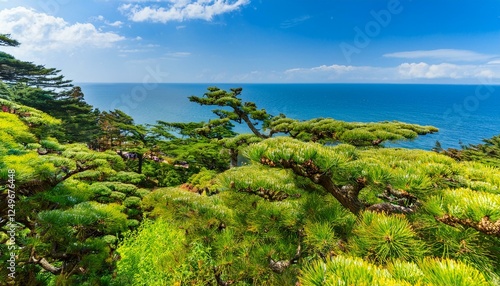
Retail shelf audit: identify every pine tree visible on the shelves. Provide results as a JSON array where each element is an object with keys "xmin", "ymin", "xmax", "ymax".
[
  {"xmin": 0, "ymin": 34, "xmax": 20, "ymax": 47},
  {"xmin": 189, "ymin": 87, "xmax": 438, "ymax": 147}
]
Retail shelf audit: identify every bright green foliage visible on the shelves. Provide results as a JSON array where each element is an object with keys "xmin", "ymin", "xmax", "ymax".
[
  {"xmin": 114, "ymin": 219, "xmax": 188, "ymax": 285},
  {"xmin": 0, "ymin": 112, "xmax": 38, "ymax": 154},
  {"xmin": 351, "ymin": 212, "xmax": 426, "ymax": 264},
  {"xmin": 0, "ymin": 98, "xmax": 61, "ymax": 129},
  {"xmin": 386, "ymin": 260, "xmax": 424, "ymax": 285},
  {"xmin": 427, "ymin": 188, "xmax": 500, "ymax": 222},
  {"xmin": 268, "ymin": 117, "xmax": 438, "ymax": 146},
  {"xmin": 167, "ymin": 140, "xmax": 230, "ymax": 171},
  {"xmin": 140, "ymin": 187, "xmax": 299, "ymax": 284},
  {"xmin": 136, "ymin": 170, "xmax": 357, "ymax": 285},
  {"xmin": 97, "ymin": 182, "xmax": 139, "ymax": 195},
  {"xmin": 418, "ymin": 258, "xmax": 491, "ymax": 286},
  {"xmin": 219, "ymin": 165, "xmax": 305, "ymax": 198},
  {"xmin": 298, "ymin": 255, "xmax": 396, "ymax": 286},
  {"xmin": 298, "ymin": 256, "xmax": 492, "ymax": 286},
  {"xmin": 303, "ymin": 221, "xmax": 341, "ymax": 258},
  {"xmin": 219, "ymin": 133, "xmax": 263, "ymax": 167},
  {"xmin": 245, "ymin": 137, "xmax": 500, "ymax": 216},
  {"xmin": 123, "ymin": 196, "xmax": 141, "ymax": 208},
  {"xmin": 0, "ymin": 108, "xmax": 148, "ymax": 285}
]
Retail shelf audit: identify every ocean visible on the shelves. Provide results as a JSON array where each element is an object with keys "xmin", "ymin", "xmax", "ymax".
[{"xmin": 78, "ymin": 83, "xmax": 500, "ymax": 150}]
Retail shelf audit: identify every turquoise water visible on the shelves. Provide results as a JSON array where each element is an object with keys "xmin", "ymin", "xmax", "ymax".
[{"xmin": 79, "ymin": 83, "xmax": 500, "ymax": 150}]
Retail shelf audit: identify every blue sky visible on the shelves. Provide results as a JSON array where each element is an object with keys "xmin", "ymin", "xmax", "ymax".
[{"xmin": 1, "ymin": 0, "xmax": 500, "ymax": 83}]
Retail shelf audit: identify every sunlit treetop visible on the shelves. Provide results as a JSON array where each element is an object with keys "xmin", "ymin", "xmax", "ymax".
[{"xmin": 0, "ymin": 98, "xmax": 61, "ymax": 127}]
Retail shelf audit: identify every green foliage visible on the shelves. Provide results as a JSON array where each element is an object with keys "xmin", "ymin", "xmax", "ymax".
[
  {"xmin": 218, "ymin": 164, "xmax": 305, "ymax": 198},
  {"xmin": 303, "ymin": 221, "xmax": 341, "ymax": 258},
  {"xmin": 123, "ymin": 196, "xmax": 141, "ymax": 208},
  {"xmin": 299, "ymin": 255, "xmax": 492, "ymax": 286},
  {"xmin": 426, "ymin": 188, "xmax": 500, "ymax": 222},
  {"xmin": 268, "ymin": 117, "xmax": 438, "ymax": 147},
  {"xmin": 0, "ymin": 112, "xmax": 38, "ymax": 154},
  {"xmin": 110, "ymin": 191, "xmax": 127, "ymax": 201},
  {"xmin": 0, "ymin": 34, "xmax": 20, "ymax": 47},
  {"xmin": 114, "ymin": 219, "xmax": 187, "ymax": 286},
  {"xmin": 386, "ymin": 260, "xmax": 424, "ymax": 285},
  {"xmin": 412, "ymin": 215, "xmax": 498, "ymax": 279},
  {"xmin": 0, "ymin": 52, "xmax": 72, "ymax": 88},
  {"xmin": 418, "ymin": 258, "xmax": 491, "ymax": 286},
  {"xmin": 107, "ymin": 171, "xmax": 146, "ymax": 184},
  {"xmin": 38, "ymin": 202, "xmax": 128, "ymax": 236},
  {"xmin": 97, "ymin": 182, "xmax": 138, "ymax": 195},
  {"xmin": 0, "ymin": 98, "xmax": 61, "ymax": 129},
  {"xmin": 189, "ymin": 87, "xmax": 274, "ymax": 139},
  {"xmin": 351, "ymin": 211, "xmax": 426, "ymax": 264},
  {"xmin": 298, "ymin": 255, "xmax": 395, "ymax": 286},
  {"xmin": 437, "ymin": 134, "xmax": 500, "ymax": 167}
]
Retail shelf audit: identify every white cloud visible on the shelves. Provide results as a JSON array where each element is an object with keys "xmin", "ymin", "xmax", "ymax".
[
  {"xmin": 397, "ymin": 62, "xmax": 500, "ymax": 79},
  {"xmin": 384, "ymin": 49, "xmax": 496, "ymax": 62},
  {"xmin": 280, "ymin": 15, "xmax": 311, "ymax": 29},
  {"xmin": 284, "ymin": 62, "xmax": 500, "ymax": 82},
  {"xmin": 165, "ymin": 51, "xmax": 191, "ymax": 57},
  {"xmin": 92, "ymin": 14, "xmax": 124, "ymax": 28},
  {"xmin": 0, "ymin": 7, "xmax": 124, "ymax": 53},
  {"xmin": 106, "ymin": 20, "xmax": 124, "ymax": 27},
  {"xmin": 119, "ymin": 0, "xmax": 250, "ymax": 23},
  {"xmin": 487, "ymin": 59, "xmax": 500, "ymax": 65}
]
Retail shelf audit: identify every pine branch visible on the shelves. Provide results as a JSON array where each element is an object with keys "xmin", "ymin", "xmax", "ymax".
[
  {"xmin": 213, "ymin": 266, "xmax": 234, "ymax": 286},
  {"xmin": 236, "ymin": 186, "xmax": 298, "ymax": 202},
  {"xmin": 260, "ymin": 157, "xmax": 365, "ymax": 214},
  {"xmin": 371, "ymin": 184, "xmax": 420, "ymax": 214},
  {"xmin": 268, "ymin": 230, "xmax": 303, "ymax": 273},
  {"xmin": 29, "ymin": 248, "xmax": 62, "ymax": 275},
  {"xmin": 259, "ymin": 157, "xmax": 419, "ymax": 215},
  {"xmin": 436, "ymin": 214, "xmax": 500, "ymax": 238}
]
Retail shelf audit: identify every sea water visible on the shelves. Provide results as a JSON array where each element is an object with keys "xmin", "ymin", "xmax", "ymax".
[{"xmin": 79, "ymin": 83, "xmax": 500, "ymax": 150}]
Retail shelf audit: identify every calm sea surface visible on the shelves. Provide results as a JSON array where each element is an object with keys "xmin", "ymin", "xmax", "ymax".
[{"xmin": 78, "ymin": 83, "xmax": 500, "ymax": 150}]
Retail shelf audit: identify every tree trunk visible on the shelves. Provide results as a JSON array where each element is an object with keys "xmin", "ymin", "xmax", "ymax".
[
  {"xmin": 236, "ymin": 108, "xmax": 269, "ymax": 139},
  {"xmin": 138, "ymin": 154, "xmax": 144, "ymax": 174},
  {"xmin": 229, "ymin": 148, "xmax": 238, "ymax": 168}
]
